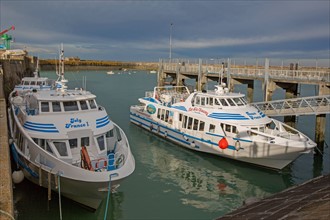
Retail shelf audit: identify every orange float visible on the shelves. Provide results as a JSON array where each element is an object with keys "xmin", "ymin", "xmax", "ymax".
[{"xmin": 218, "ymin": 137, "xmax": 228, "ymax": 149}]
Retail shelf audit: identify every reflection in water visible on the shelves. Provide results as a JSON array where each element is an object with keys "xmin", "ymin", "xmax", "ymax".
[{"xmin": 134, "ymin": 127, "xmax": 289, "ymax": 214}]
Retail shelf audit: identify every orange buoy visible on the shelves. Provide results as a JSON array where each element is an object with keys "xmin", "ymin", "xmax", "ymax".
[{"xmin": 218, "ymin": 137, "xmax": 228, "ymax": 149}]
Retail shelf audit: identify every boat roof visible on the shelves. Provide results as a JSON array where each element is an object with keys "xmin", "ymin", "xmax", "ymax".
[
  {"xmin": 197, "ymin": 90, "xmax": 245, "ymax": 98},
  {"xmin": 29, "ymin": 89, "xmax": 96, "ymax": 101},
  {"xmin": 22, "ymin": 76, "xmax": 49, "ymax": 81}
]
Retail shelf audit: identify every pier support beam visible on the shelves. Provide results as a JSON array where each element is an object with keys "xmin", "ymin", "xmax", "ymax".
[
  {"xmin": 282, "ymin": 83, "xmax": 299, "ymax": 128},
  {"xmin": 315, "ymin": 84, "xmax": 330, "ymax": 151},
  {"xmin": 263, "ymin": 80, "xmax": 277, "ymax": 102}
]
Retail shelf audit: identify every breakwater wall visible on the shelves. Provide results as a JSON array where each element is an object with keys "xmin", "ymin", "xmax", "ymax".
[
  {"xmin": 0, "ymin": 56, "xmax": 37, "ymax": 99},
  {"xmin": 39, "ymin": 59, "xmax": 158, "ymax": 71}
]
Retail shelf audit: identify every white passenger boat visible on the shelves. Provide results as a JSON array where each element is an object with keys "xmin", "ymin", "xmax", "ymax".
[
  {"xmin": 14, "ymin": 59, "xmax": 55, "ymax": 91},
  {"xmin": 130, "ymin": 84, "xmax": 316, "ymax": 170},
  {"xmin": 8, "ymin": 47, "xmax": 135, "ymax": 210}
]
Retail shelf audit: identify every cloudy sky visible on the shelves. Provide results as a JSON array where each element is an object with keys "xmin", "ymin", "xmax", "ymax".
[{"xmin": 1, "ymin": 0, "xmax": 329, "ymax": 62}]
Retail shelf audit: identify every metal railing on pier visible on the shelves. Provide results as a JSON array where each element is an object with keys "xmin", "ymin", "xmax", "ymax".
[{"xmin": 251, "ymin": 95, "xmax": 330, "ymax": 116}]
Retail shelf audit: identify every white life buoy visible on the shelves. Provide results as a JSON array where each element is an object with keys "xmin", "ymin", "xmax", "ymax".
[{"xmin": 235, "ymin": 140, "xmax": 241, "ymax": 151}]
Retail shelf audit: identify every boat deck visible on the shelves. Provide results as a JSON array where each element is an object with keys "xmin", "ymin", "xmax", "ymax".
[{"xmin": 217, "ymin": 174, "xmax": 330, "ymax": 220}]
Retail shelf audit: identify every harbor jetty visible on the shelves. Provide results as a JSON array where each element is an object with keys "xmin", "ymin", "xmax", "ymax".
[{"xmin": 218, "ymin": 174, "xmax": 330, "ymax": 220}]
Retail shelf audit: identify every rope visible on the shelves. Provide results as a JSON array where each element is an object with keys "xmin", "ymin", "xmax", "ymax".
[
  {"xmin": 0, "ymin": 209, "xmax": 15, "ymax": 220},
  {"xmin": 57, "ymin": 173, "xmax": 62, "ymax": 220}
]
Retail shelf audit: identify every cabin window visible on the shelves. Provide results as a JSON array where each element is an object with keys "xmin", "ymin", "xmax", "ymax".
[
  {"xmin": 220, "ymin": 99, "xmax": 229, "ymax": 106},
  {"xmin": 201, "ymin": 97, "xmax": 206, "ymax": 105},
  {"xmin": 195, "ymin": 96, "xmax": 200, "ymax": 105},
  {"xmin": 64, "ymin": 101, "xmax": 79, "ymax": 111},
  {"xmin": 23, "ymin": 81, "xmax": 29, "ymax": 85},
  {"xmin": 81, "ymin": 137, "xmax": 90, "ymax": 147},
  {"xmin": 41, "ymin": 102, "xmax": 49, "ymax": 112},
  {"xmin": 214, "ymin": 99, "xmax": 220, "ymax": 106},
  {"xmin": 168, "ymin": 111, "xmax": 173, "ymax": 124},
  {"xmin": 209, "ymin": 124, "xmax": 215, "ymax": 133},
  {"xmin": 179, "ymin": 113, "xmax": 182, "ymax": 122},
  {"xmin": 37, "ymin": 81, "xmax": 42, "ymax": 85},
  {"xmin": 209, "ymin": 97, "xmax": 213, "ymax": 106},
  {"xmin": 53, "ymin": 142, "xmax": 68, "ymax": 157},
  {"xmin": 232, "ymin": 126, "xmax": 237, "ymax": 134},
  {"xmin": 30, "ymin": 81, "xmax": 36, "ymax": 85},
  {"xmin": 227, "ymin": 99, "xmax": 236, "ymax": 106},
  {"xmin": 199, "ymin": 121, "xmax": 205, "ymax": 131},
  {"xmin": 193, "ymin": 119, "xmax": 199, "ymax": 130},
  {"xmin": 157, "ymin": 108, "xmax": 161, "ymax": 119},
  {"xmin": 52, "ymin": 101, "xmax": 61, "ymax": 112},
  {"xmin": 164, "ymin": 110, "xmax": 169, "ymax": 122},
  {"xmin": 187, "ymin": 117, "xmax": 193, "ymax": 129},
  {"xmin": 69, "ymin": 139, "xmax": 78, "ymax": 149},
  {"xmin": 32, "ymin": 138, "xmax": 38, "ymax": 144},
  {"xmin": 182, "ymin": 115, "xmax": 188, "ymax": 128},
  {"xmin": 225, "ymin": 124, "xmax": 231, "ymax": 132},
  {"xmin": 80, "ymin": 100, "xmax": 88, "ymax": 110},
  {"xmin": 89, "ymin": 99, "xmax": 97, "ymax": 109},
  {"xmin": 97, "ymin": 135, "xmax": 105, "ymax": 151}
]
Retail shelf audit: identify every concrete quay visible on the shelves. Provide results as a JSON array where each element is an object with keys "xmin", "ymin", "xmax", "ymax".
[
  {"xmin": 218, "ymin": 174, "xmax": 330, "ymax": 220},
  {"xmin": 0, "ymin": 71, "xmax": 14, "ymax": 219}
]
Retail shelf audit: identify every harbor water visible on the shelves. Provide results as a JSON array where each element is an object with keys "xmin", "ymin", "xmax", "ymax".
[{"xmin": 13, "ymin": 70, "xmax": 330, "ymax": 220}]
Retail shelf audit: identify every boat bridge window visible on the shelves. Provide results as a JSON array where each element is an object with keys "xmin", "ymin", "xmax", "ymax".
[
  {"xmin": 115, "ymin": 126, "xmax": 122, "ymax": 142},
  {"xmin": 64, "ymin": 101, "xmax": 79, "ymax": 111},
  {"xmin": 53, "ymin": 141, "xmax": 68, "ymax": 157},
  {"xmin": 227, "ymin": 99, "xmax": 236, "ymax": 106},
  {"xmin": 233, "ymin": 98, "xmax": 245, "ymax": 106},
  {"xmin": 41, "ymin": 101, "xmax": 49, "ymax": 112},
  {"xmin": 69, "ymin": 139, "xmax": 78, "ymax": 149},
  {"xmin": 96, "ymin": 135, "xmax": 106, "ymax": 151},
  {"xmin": 52, "ymin": 101, "xmax": 61, "ymax": 112},
  {"xmin": 30, "ymin": 81, "xmax": 36, "ymax": 86},
  {"xmin": 88, "ymin": 99, "xmax": 97, "ymax": 109},
  {"xmin": 81, "ymin": 137, "xmax": 90, "ymax": 147},
  {"xmin": 80, "ymin": 100, "xmax": 88, "ymax": 110},
  {"xmin": 219, "ymin": 99, "xmax": 229, "ymax": 106},
  {"xmin": 46, "ymin": 141, "xmax": 54, "ymax": 154}
]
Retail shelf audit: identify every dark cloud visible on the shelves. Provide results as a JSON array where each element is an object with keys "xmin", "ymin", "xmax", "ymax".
[{"xmin": 1, "ymin": 0, "xmax": 329, "ymax": 63}]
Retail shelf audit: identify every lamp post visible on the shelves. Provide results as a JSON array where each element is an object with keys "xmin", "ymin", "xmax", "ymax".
[{"xmin": 169, "ymin": 23, "xmax": 173, "ymax": 60}]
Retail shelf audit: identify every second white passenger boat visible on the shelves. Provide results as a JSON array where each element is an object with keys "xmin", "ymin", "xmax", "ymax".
[
  {"xmin": 130, "ymin": 84, "xmax": 316, "ymax": 170},
  {"xmin": 8, "ymin": 47, "xmax": 135, "ymax": 210}
]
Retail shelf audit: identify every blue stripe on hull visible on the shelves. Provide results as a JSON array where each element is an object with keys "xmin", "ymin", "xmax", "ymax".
[{"xmin": 129, "ymin": 112, "xmax": 247, "ymax": 151}]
